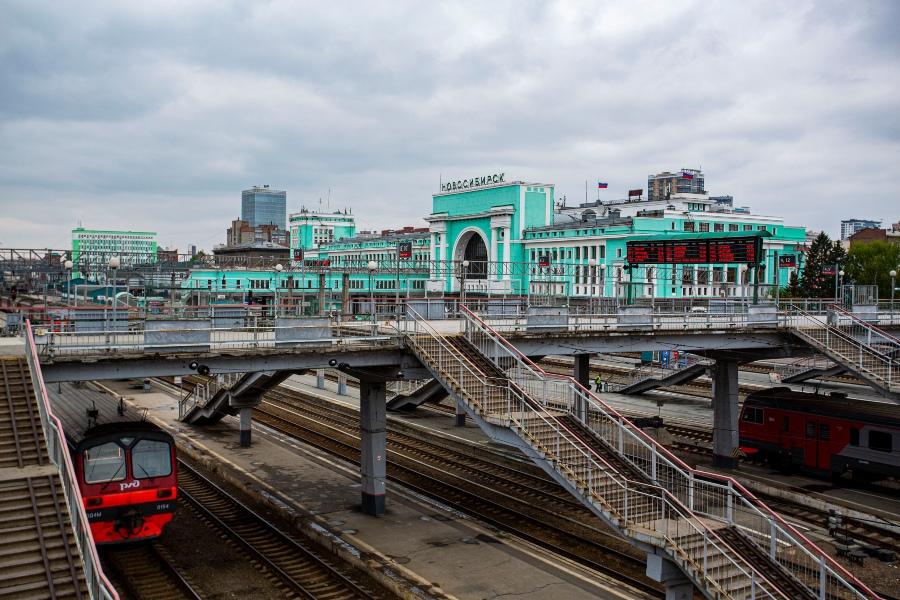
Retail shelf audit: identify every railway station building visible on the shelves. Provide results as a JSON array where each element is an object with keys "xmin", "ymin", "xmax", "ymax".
[{"xmin": 180, "ymin": 171, "xmax": 808, "ymax": 307}]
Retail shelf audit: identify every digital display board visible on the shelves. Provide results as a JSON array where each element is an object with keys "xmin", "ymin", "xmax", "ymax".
[
  {"xmin": 538, "ymin": 254, "xmax": 551, "ymax": 267},
  {"xmin": 398, "ymin": 241, "xmax": 413, "ymax": 259},
  {"xmin": 626, "ymin": 236, "xmax": 762, "ymax": 265},
  {"xmin": 779, "ymin": 255, "xmax": 796, "ymax": 267}
]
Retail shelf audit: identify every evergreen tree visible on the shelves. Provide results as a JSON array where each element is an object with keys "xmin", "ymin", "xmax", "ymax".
[{"xmin": 799, "ymin": 232, "xmax": 846, "ymax": 297}]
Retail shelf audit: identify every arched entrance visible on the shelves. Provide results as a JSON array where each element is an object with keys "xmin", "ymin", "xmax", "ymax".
[{"xmin": 453, "ymin": 229, "xmax": 488, "ymax": 280}]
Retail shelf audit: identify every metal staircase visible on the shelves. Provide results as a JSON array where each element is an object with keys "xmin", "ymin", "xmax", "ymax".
[
  {"xmin": 179, "ymin": 371, "xmax": 293, "ymax": 425},
  {"xmin": 786, "ymin": 304, "xmax": 900, "ymax": 397},
  {"xmin": 614, "ymin": 361, "xmax": 709, "ymax": 395},
  {"xmin": 401, "ymin": 306, "xmax": 878, "ymax": 600}
]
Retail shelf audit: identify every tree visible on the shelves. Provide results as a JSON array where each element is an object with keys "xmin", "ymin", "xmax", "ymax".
[
  {"xmin": 845, "ymin": 241, "xmax": 900, "ymax": 298},
  {"xmin": 799, "ymin": 232, "xmax": 846, "ymax": 298}
]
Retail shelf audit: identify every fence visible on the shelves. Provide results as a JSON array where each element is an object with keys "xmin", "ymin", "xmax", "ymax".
[{"xmin": 24, "ymin": 321, "xmax": 119, "ymax": 600}]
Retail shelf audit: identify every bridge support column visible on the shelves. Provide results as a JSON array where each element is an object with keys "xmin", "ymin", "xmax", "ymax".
[
  {"xmin": 359, "ymin": 379, "xmax": 387, "ymax": 516},
  {"xmin": 573, "ymin": 353, "xmax": 591, "ymax": 422},
  {"xmin": 712, "ymin": 358, "xmax": 740, "ymax": 468},
  {"xmin": 337, "ymin": 374, "xmax": 348, "ymax": 396},
  {"xmin": 316, "ymin": 369, "xmax": 326, "ymax": 390},
  {"xmin": 647, "ymin": 554, "xmax": 693, "ymax": 600},
  {"xmin": 239, "ymin": 407, "xmax": 253, "ymax": 447},
  {"xmin": 455, "ymin": 399, "xmax": 466, "ymax": 427}
]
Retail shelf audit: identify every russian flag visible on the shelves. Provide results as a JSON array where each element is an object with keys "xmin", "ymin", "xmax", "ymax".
[
  {"xmin": 681, "ymin": 171, "xmax": 694, "ymax": 180},
  {"xmin": 597, "ymin": 181, "xmax": 608, "ymax": 189}
]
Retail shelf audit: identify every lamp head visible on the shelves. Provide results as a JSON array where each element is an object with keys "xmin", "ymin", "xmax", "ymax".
[
  {"xmin": 108, "ymin": 256, "xmax": 121, "ymax": 269},
  {"xmin": 367, "ymin": 260, "xmax": 377, "ymax": 271},
  {"xmin": 462, "ymin": 260, "xmax": 470, "ymax": 267},
  {"xmin": 891, "ymin": 270, "xmax": 897, "ymax": 278},
  {"xmin": 274, "ymin": 263, "xmax": 284, "ymax": 272},
  {"xmin": 64, "ymin": 260, "xmax": 73, "ymax": 270}
]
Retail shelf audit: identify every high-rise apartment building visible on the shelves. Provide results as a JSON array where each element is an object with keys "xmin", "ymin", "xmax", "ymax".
[
  {"xmin": 840, "ymin": 218, "xmax": 882, "ymax": 241},
  {"xmin": 71, "ymin": 227, "xmax": 157, "ymax": 275},
  {"xmin": 647, "ymin": 169, "xmax": 705, "ymax": 201},
  {"xmin": 242, "ymin": 185, "xmax": 286, "ymax": 230}
]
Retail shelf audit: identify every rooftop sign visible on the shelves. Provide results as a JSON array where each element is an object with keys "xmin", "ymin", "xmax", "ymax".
[{"xmin": 441, "ymin": 173, "xmax": 505, "ymax": 193}]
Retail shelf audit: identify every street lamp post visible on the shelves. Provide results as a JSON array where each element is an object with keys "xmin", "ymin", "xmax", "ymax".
[
  {"xmin": 460, "ymin": 260, "xmax": 470, "ymax": 308},
  {"xmin": 838, "ymin": 269, "xmax": 845, "ymax": 304},
  {"xmin": 368, "ymin": 260, "xmax": 377, "ymax": 328},
  {"xmin": 274, "ymin": 263, "xmax": 283, "ymax": 318},
  {"xmin": 588, "ymin": 258, "xmax": 597, "ymax": 314},
  {"xmin": 64, "ymin": 260, "xmax": 73, "ymax": 308},
  {"xmin": 108, "ymin": 256, "xmax": 120, "ymax": 345},
  {"xmin": 890, "ymin": 269, "xmax": 897, "ymax": 316}
]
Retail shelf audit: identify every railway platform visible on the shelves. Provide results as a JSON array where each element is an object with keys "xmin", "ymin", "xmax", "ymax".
[{"xmin": 95, "ymin": 378, "xmax": 654, "ymax": 600}]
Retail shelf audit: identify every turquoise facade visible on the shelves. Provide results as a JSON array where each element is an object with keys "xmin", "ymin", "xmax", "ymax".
[{"xmin": 183, "ymin": 176, "xmax": 808, "ymax": 302}]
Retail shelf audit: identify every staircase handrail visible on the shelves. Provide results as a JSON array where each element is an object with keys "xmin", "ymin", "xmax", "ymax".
[
  {"xmin": 827, "ymin": 303, "xmax": 900, "ymax": 346},
  {"xmin": 406, "ymin": 309, "xmax": 770, "ymax": 598},
  {"xmin": 25, "ymin": 321, "xmax": 120, "ymax": 600},
  {"xmin": 785, "ymin": 304, "xmax": 897, "ymax": 388},
  {"xmin": 508, "ymin": 381, "xmax": 767, "ymax": 599},
  {"xmin": 460, "ymin": 305, "xmax": 878, "ymax": 600},
  {"xmin": 402, "ymin": 306, "xmax": 506, "ymax": 388}
]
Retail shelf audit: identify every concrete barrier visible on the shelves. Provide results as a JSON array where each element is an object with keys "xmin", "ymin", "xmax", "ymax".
[{"xmin": 145, "ymin": 318, "xmax": 211, "ymax": 352}]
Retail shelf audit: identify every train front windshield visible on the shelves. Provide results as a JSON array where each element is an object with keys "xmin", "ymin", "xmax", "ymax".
[
  {"xmin": 132, "ymin": 439, "xmax": 172, "ymax": 479},
  {"xmin": 84, "ymin": 442, "xmax": 126, "ymax": 483}
]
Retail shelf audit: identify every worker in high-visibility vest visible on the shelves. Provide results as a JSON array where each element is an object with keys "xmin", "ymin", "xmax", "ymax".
[{"xmin": 594, "ymin": 373, "xmax": 602, "ymax": 392}]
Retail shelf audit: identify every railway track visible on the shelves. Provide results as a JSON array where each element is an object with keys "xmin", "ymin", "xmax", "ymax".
[
  {"xmin": 176, "ymin": 460, "xmax": 384, "ymax": 600},
  {"xmin": 255, "ymin": 388, "xmax": 664, "ymax": 598},
  {"xmin": 100, "ymin": 543, "xmax": 201, "ymax": 600}
]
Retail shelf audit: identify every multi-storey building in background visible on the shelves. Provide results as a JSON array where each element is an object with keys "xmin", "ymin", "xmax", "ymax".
[
  {"xmin": 242, "ymin": 185, "xmax": 287, "ymax": 229},
  {"xmin": 289, "ymin": 208, "xmax": 356, "ymax": 259},
  {"xmin": 71, "ymin": 227, "xmax": 157, "ymax": 276},
  {"xmin": 647, "ymin": 168, "xmax": 705, "ymax": 201},
  {"xmin": 841, "ymin": 218, "xmax": 882, "ymax": 241},
  {"xmin": 226, "ymin": 219, "xmax": 289, "ymax": 247}
]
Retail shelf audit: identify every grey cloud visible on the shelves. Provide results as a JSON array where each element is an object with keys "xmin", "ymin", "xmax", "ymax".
[{"xmin": 1, "ymin": 0, "xmax": 898, "ymax": 251}]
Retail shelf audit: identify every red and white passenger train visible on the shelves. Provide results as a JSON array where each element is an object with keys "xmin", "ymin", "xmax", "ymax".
[
  {"xmin": 51, "ymin": 384, "xmax": 178, "ymax": 544},
  {"xmin": 739, "ymin": 387, "xmax": 900, "ymax": 481}
]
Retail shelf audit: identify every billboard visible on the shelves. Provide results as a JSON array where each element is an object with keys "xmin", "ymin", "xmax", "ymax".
[{"xmin": 398, "ymin": 241, "xmax": 413, "ymax": 259}]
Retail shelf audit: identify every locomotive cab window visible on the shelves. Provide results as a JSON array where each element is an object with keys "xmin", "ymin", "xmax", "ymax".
[
  {"xmin": 869, "ymin": 430, "xmax": 893, "ymax": 453},
  {"xmin": 742, "ymin": 407, "xmax": 763, "ymax": 424},
  {"xmin": 849, "ymin": 428, "xmax": 860, "ymax": 446},
  {"xmin": 132, "ymin": 440, "xmax": 172, "ymax": 479},
  {"xmin": 84, "ymin": 442, "xmax": 126, "ymax": 483}
]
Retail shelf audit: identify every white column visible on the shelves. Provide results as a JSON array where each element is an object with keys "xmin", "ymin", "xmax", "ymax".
[
  {"xmin": 430, "ymin": 232, "xmax": 438, "ymax": 279},
  {"xmin": 502, "ymin": 227, "xmax": 511, "ymax": 280},
  {"xmin": 490, "ymin": 227, "xmax": 498, "ymax": 280}
]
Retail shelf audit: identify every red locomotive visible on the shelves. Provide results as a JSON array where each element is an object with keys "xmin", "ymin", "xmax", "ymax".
[
  {"xmin": 51, "ymin": 383, "xmax": 178, "ymax": 543},
  {"xmin": 739, "ymin": 387, "xmax": 899, "ymax": 481}
]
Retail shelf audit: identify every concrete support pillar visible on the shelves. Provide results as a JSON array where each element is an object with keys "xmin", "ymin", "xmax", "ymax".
[
  {"xmin": 316, "ymin": 368, "xmax": 326, "ymax": 390},
  {"xmin": 239, "ymin": 407, "xmax": 253, "ymax": 447},
  {"xmin": 337, "ymin": 374, "xmax": 348, "ymax": 396},
  {"xmin": 712, "ymin": 358, "xmax": 740, "ymax": 468},
  {"xmin": 341, "ymin": 273, "xmax": 350, "ymax": 315},
  {"xmin": 359, "ymin": 380, "xmax": 387, "ymax": 516},
  {"xmin": 573, "ymin": 353, "xmax": 591, "ymax": 422},
  {"xmin": 318, "ymin": 273, "xmax": 327, "ymax": 315},
  {"xmin": 647, "ymin": 554, "xmax": 693, "ymax": 600},
  {"xmin": 455, "ymin": 399, "xmax": 466, "ymax": 427}
]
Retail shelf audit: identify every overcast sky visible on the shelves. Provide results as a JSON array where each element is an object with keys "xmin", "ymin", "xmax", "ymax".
[{"xmin": 1, "ymin": 1, "xmax": 898, "ymax": 251}]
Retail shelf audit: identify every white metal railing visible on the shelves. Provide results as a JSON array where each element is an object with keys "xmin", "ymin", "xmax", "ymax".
[
  {"xmin": 177, "ymin": 372, "xmax": 245, "ymax": 420},
  {"xmin": 402, "ymin": 307, "xmax": 780, "ymax": 598},
  {"xmin": 453, "ymin": 306, "xmax": 877, "ymax": 600},
  {"xmin": 784, "ymin": 304, "xmax": 899, "ymax": 392},
  {"xmin": 32, "ymin": 317, "xmax": 393, "ymax": 358},
  {"xmin": 24, "ymin": 320, "xmax": 119, "ymax": 600}
]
